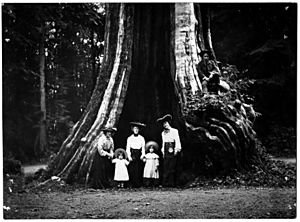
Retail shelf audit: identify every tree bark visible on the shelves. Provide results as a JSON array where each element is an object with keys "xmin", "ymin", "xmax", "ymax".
[
  {"xmin": 195, "ymin": 4, "xmax": 217, "ymax": 60},
  {"xmin": 47, "ymin": 3, "xmax": 261, "ymax": 184}
]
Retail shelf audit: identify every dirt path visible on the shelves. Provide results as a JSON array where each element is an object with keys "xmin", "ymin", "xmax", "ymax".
[
  {"xmin": 4, "ymin": 187, "xmax": 296, "ymax": 219},
  {"xmin": 22, "ymin": 164, "xmax": 47, "ymax": 175}
]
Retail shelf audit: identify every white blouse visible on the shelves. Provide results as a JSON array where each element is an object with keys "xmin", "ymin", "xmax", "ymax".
[
  {"xmin": 126, "ymin": 134, "xmax": 146, "ymax": 159},
  {"xmin": 161, "ymin": 127, "xmax": 182, "ymax": 155},
  {"xmin": 97, "ymin": 134, "xmax": 114, "ymax": 157}
]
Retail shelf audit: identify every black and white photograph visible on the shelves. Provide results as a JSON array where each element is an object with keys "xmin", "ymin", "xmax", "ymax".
[{"xmin": 2, "ymin": 1, "xmax": 297, "ymax": 219}]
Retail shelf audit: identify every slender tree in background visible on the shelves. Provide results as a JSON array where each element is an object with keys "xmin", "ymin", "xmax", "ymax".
[
  {"xmin": 2, "ymin": 3, "xmax": 105, "ymax": 160},
  {"xmin": 48, "ymin": 3, "xmax": 261, "ymax": 185},
  {"xmin": 36, "ymin": 24, "xmax": 48, "ymax": 156}
]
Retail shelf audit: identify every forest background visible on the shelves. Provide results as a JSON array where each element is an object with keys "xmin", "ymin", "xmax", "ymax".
[{"xmin": 2, "ymin": 3, "xmax": 296, "ymax": 166}]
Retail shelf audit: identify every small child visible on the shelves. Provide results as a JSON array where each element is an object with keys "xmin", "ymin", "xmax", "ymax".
[
  {"xmin": 112, "ymin": 149, "xmax": 129, "ymax": 188},
  {"xmin": 143, "ymin": 141, "xmax": 160, "ymax": 187}
]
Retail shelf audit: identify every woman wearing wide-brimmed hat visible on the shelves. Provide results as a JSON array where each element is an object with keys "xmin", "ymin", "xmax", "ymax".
[
  {"xmin": 126, "ymin": 121, "xmax": 146, "ymax": 188},
  {"xmin": 157, "ymin": 114, "xmax": 182, "ymax": 187},
  {"xmin": 92, "ymin": 126, "xmax": 117, "ymax": 189}
]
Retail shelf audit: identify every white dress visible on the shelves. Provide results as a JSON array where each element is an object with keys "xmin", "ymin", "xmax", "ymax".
[
  {"xmin": 112, "ymin": 159, "xmax": 129, "ymax": 181},
  {"xmin": 143, "ymin": 153, "xmax": 159, "ymax": 179}
]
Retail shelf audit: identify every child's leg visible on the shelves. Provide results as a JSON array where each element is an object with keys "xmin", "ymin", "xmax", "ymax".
[
  {"xmin": 143, "ymin": 178, "xmax": 150, "ymax": 187},
  {"xmin": 153, "ymin": 178, "xmax": 159, "ymax": 187}
]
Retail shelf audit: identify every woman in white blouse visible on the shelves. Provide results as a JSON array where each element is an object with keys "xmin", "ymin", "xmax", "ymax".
[
  {"xmin": 126, "ymin": 121, "xmax": 146, "ymax": 188},
  {"xmin": 157, "ymin": 114, "xmax": 182, "ymax": 187},
  {"xmin": 92, "ymin": 127, "xmax": 116, "ymax": 189}
]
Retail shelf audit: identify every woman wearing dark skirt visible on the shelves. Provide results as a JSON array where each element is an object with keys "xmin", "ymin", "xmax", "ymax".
[
  {"xmin": 126, "ymin": 122, "xmax": 146, "ymax": 188},
  {"xmin": 92, "ymin": 127, "xmax": 116, "ymax": 189}
]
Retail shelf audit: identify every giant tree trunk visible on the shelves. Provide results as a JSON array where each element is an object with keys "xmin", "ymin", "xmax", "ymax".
[{"xmin": 48, "ymin": 3, "xmax": 260, "ymax": 184}]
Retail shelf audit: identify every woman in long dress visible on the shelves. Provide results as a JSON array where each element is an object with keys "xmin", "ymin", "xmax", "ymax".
[
  {"xmin": 92, "ymin": 127, "xmax": 116, "ymax": 189},
  {"xmin": 126, "ymin": 122, "xmax": 146, "ymax": 188}
]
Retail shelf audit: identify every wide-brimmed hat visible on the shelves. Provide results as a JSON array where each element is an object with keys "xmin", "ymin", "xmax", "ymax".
[
  {"xmin": 129, "ymin": 121, "xmax": 146, "ymax": 128},
  {"xmin": 156, "ymin": 114, "xmax": 172, "ymax": 123},
  {"xmin": 145, "ymin": 141, "xmax": 159, "ymax": 152},
  {"xmin": 101, "ymin": 126, "xmax": 117, "ymax": 133},
  {"xmin": 114, "ymin": 148, "xmax": 128, "ymax": 159},
  {"xmin": 199, "ymin": 49, "xmax": 211, "ymax": 58}
]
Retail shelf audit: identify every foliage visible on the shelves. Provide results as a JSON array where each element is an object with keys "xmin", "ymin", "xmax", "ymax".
[
  {"xmin": 183, "ymin": 63, "xmax": 262, "ymax": 175},
  {"xmin": 262, "ymin": 125, "xmax": 296, "ymax": 157},
  {"xmin": 188, "ymin": 159, "xmax": 296, "ymax": 188},
  {"xmin": 210, "ymin": 3, "xmax": 296, "ymax": 159},
  {"xmin": 184, "ymin": 63, "xmax": 257, "ymax": 118},
  {"xmin": 3, "ymin": 156, "xmax": 22, "ymax": 175},
  {"xmin": 2, "ymin": 3, "xmax": 105, "ymax": 161}
]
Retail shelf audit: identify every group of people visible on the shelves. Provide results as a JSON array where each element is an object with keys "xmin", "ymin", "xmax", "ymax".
[{"xmin": 92, "ymin": 114, "xmax": 182, "ymax": 189}]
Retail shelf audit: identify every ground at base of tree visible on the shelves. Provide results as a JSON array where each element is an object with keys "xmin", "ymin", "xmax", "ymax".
[{"xmin": 4, "ymin": 186, "xmax": 296, "ymax": 219}]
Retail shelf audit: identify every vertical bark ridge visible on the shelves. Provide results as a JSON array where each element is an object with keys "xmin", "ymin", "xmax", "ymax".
[
  {"xmin": 58, "ymin": 4, "xmax": 135, "ymax": 182},
  {"xmin": 171, "ymin": 3, "xmax": 202, "ymax": 109},
  {"xmin": 49, "ymin": 4, "xmax": 121, "ymax": 174},
  {"xmin": 194, "ymin": 4, "xmax": 206, "ymax": 51}
]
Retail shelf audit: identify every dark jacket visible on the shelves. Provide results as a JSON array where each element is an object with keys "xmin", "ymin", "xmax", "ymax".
[{"xmin": 196, "ymin": 60, "xmax": 220, "ymax": 80}]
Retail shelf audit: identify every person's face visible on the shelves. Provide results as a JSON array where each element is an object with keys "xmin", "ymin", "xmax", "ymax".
[
  {"xmin": 118, "ymin": 154, "xmax": 123, "ymax": 160},
  {"xmin": 203, "ymin": 53, "xmax": 209, "ymax": 62},
  {"xmin": 149, "ymin": 147, "xmax": 154, "ymax": 153},
  {"xmin": 163, "ymin": 121, "xmax": 170, "ymax": 130},
  {"xmin": 132, "ymin": 126, "xmax": 139, "ymax": 135}
]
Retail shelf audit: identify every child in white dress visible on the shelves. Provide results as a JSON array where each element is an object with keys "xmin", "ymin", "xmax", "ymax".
[
  {"xmin": 112, "ymin": 149, "xmax": 129, "ymax": 188},
  {"xmin": 143, "ymin": 141, "xmax": 160, "ymax": 187}
]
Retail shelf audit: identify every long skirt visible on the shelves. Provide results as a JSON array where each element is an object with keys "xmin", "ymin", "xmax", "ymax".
[
  {"xmin": 92, "ymin": 152, "xmax": 112, "ymax": 189},
  {"xmin": 128, "ymin": 148, "xmax": 144, "ymax": 188},
  {"xmin": 162, "ymin": 155, "xmax": 177, "ymax": 187}
]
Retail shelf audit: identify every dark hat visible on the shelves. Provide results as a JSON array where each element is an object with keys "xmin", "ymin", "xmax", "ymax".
[
  {"xmin": 101, "ymin": 126, "xmax": 117, "ymax": 133},
  {"xmin": 145, "ymin": 141, "xmax": 159, "ymax": 152},
  {"xmin": 199, "ymin": 49, "xmax": 211, "ymax": 58},
  {"xmin": 114, "ymin": 148, "xmax": 128, "ymax": 159},
  {"xmin": 156, "ymin": 114, "xmax": 172, "ymax": 123},
  {"xmin": 129, "ymin": 121, "xmax": 146, "ymax": 128}
]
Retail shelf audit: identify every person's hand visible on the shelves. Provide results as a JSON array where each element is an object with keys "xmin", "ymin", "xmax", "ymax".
[
  {"xmin": 140, "ymin": 155, "xmax": 145, "ymax": 160},
  {"xmin": 128, "ymin": 156, "xmax": 132, "ymax": 162}
]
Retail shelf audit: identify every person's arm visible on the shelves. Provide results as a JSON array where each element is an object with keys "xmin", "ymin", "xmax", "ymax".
[
  {"xmin": 141, "ymin": 136, "xmax": 146, "ymax": 159},
  {"xmin": 126, "ymin": 137, "xmax": 132, "ymax": 161},
  {"xmin": 174, "ymin": 129, "xmax": 182, "ymax": 155},
  {"xmin": 208, "ymin": 60, "xmax": 220, "ymax": 77},
  {"xmin": 161, "ymin": 132, "xmax": 165, "ymax": 157},
  {"xmin": 108, "ymin": 138, "xmax": 114, "ymax": 159},
  {"xmin": 196, "ymin": 62, "xmax": 206, "ymax": 80}
]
